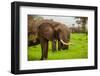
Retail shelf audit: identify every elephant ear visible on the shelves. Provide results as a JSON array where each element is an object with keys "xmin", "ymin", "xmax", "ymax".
[{"xmin": 38, "ymin": 22, "xmax": 54, "ymax": 40}]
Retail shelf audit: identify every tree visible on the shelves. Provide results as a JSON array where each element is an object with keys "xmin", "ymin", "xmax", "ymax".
[
  {"xmin": 72, "ymin": 24, "xmax": 75, "ymax": 33},
  {"xmin": 75, "ymin": 17, "xmax": 88, "ymax": 33},
  {"xmin": 76, "ymin": 18, "xmax": 81, "ymax": 33}
]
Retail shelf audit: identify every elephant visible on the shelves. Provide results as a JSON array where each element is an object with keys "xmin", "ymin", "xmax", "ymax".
[
  {"xmin": 28, "ymin": 15, "xmax": 42, "ymax": 46},
  {"xmin": 37, "ymin": 21, "xmax": 71, "ymax": 60}
]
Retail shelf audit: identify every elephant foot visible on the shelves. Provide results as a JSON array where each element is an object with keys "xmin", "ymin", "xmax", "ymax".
[
  {"xmin": 40, "ymin": 58, "xmax": 43, "ymax": 60},
  {"xmin": 40, "ymin": 57, "xmax": 47, "ymax": 60}
]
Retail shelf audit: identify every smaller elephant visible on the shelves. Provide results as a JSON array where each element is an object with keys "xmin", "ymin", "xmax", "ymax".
[{"xmin": 28, "ymin": 15, "xmax": 41, "ymax": 46}]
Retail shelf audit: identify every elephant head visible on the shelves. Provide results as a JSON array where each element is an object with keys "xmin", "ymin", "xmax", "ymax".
[{"xmin": 48, "ymin": 21, "xmax": 71, "ymax": 49}]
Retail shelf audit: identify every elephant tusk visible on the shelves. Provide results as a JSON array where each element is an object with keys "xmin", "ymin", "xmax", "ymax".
[{"xmin": 60, "ymin": 39, "xmax": 72, "ymax": 45}]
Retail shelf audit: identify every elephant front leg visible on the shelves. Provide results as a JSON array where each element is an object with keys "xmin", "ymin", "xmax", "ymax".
[
  {"xmin": 40, "ymin": 37, "xmax": 48, "ymax": 60},
  {"xmin": 52, "ymin": 39, "xmax": 56, "ymax": 52},
  {"xmin": 58, "ymin": 40, "xmax": 63, "ymax": 51}
]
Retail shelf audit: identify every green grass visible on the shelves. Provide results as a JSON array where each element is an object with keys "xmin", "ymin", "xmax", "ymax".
[{"xmin": 28, "ymin": 33, "xmax": 88, "ymax": 61}]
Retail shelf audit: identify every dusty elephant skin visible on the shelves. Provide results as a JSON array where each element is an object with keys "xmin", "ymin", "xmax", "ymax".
[{"xmin": 38, "ymin": 21, "xmax": 71, "ymax": 60}]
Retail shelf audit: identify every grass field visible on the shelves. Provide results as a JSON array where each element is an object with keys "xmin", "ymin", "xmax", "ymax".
[{"xmin": 28, "ymin": 33, "xmax": 88, "ymax": 61}]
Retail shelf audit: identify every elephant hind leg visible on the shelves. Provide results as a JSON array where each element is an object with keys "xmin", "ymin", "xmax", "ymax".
[{"xmin": 40, "ymin": 37, "xmax": 48, "ymax": 60}]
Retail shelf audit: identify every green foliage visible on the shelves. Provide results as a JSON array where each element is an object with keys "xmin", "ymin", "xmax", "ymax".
[{"xmin": 28, "ymin": 33, "xmax": 88, "ymax": 61}]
